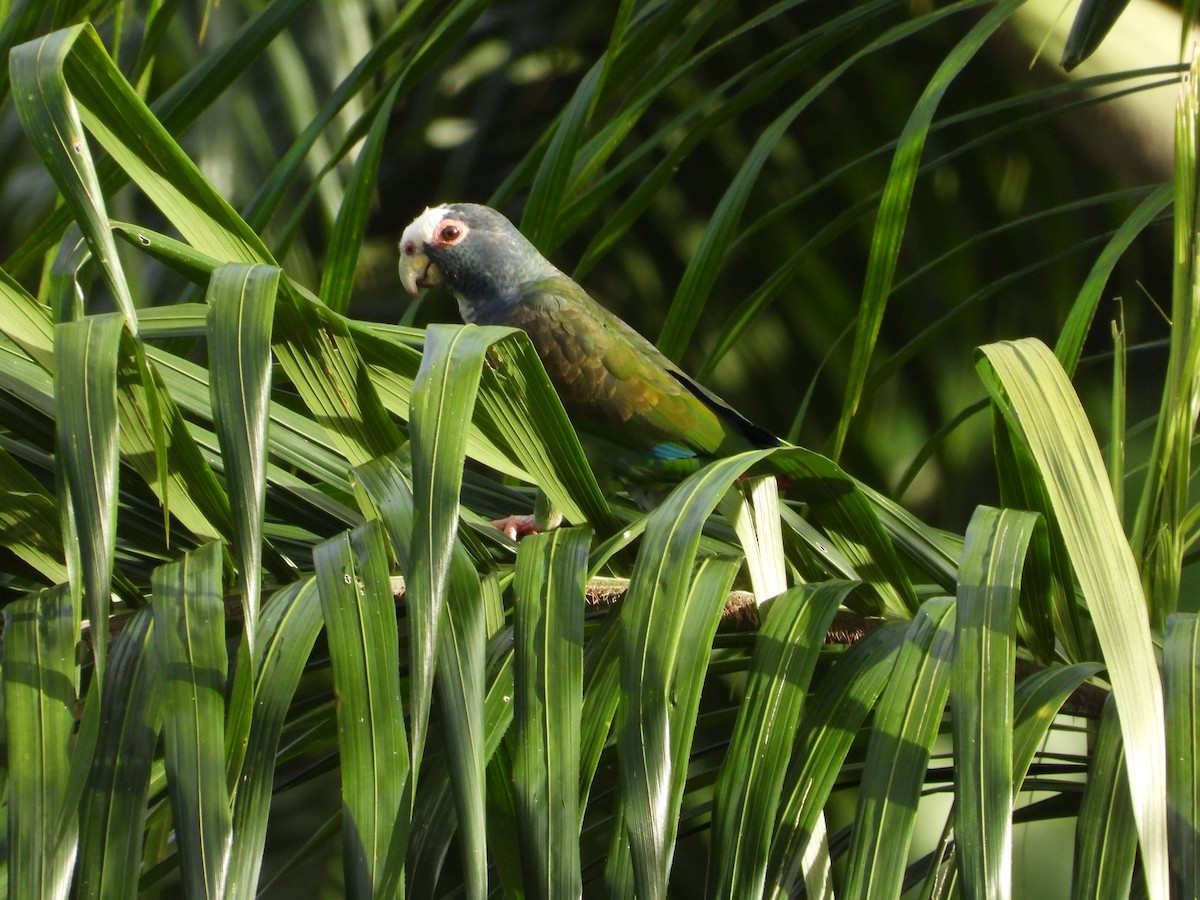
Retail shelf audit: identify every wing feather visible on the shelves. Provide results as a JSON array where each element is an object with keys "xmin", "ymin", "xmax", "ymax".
[{"xmin": 494, "ymin": 277, "xmax": 775, "ymax": 457}]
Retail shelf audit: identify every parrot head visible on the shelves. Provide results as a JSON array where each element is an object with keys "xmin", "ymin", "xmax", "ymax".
[{"xmin": 399, "ymin": 203, "xmax": 559, "ymax": 322}]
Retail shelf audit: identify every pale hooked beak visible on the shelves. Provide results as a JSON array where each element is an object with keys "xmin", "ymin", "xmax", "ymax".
[{"xmin": 398, "ymin": 245, "xmax": 442, "ymax": 297}]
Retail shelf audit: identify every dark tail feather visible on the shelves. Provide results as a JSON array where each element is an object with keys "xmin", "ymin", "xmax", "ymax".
[{"xmin": 670, "ymin": 370, "xmax": 781, "ymax": 449}]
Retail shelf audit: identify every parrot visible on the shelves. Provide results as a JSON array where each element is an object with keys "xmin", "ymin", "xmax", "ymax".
[{"xmin": 398, "ymin": 202, "xmax": 780, "ymax": 537}]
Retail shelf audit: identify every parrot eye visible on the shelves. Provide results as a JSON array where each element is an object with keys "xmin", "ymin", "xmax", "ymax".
[{"xmin": 434, "ymin": 219, "xmax": 468, "ymax": 246}]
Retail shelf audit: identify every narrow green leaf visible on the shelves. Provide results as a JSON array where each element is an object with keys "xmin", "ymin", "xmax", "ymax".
[
  {"xmin": 137, "ymin": 329, "xmax": 362, "ymax": 499},
  {"xmin": 113, "ymin": 223, "xmax": 222, "ymax": 287},
  {"xmin": 206, "ymin": 263, "xmax": 282, "ymax": 663},
  {"xmin": 772, "ymin": 447, "xmax": 917, "ymax": 615},
  {"xmin": 1054, "ymin": 184, "xmax": 1172, "ymax": 375},
  {"xmin": 952, "ymin": 506, "xmax": 1038, "ymax": 900},
  {"xmin": 63, "ymin": 24, "xmax": 270, "ymax": 263},
  {"xmin": 616, "ymin": 448, "xmax": 772, "ymax": 899},
  {"xmin": 433, "ymin": 535, "xmax": 488, "ymax": 900},
  {"xmin": 512, "ymin": 526, "xmax": 590, "ymax": 899},
  {"xmin": 152, "ymin": 540, "xmax": 231, "ymax": 899},
  {"xmin": 117, "ymin": 331, "xmax": 237, "ymax": 546},
  {"xmin": 318, "ymin": 75, "xmax": 404, "ymax": 314},
  {"xmin": 0, "ymin": 443, "xmax": 67, "ymax": 584},
  {"xmin": 766, "ymin": 622, "xmax": 909, "ymax": 898},
  {"xmin": 665, "ymin": 556, "xmax": 742, "ymax": 773},
  {"xmin": 843, "ymin": 596, "xmax": 956, "ymax": 900},
  {"xmin": 353, "ymin": 323, "xmax": 538, "ymax": 484},
  {"xmin": 406, "ymin": 323, "xmax": 495, "ymax": 770},
  {"xmin": 55, "ymin": 314, "xmax": 122, "ymax": 677},
  {"xmin": 6, "ymin": 0, "xmax": 311, "ymax": 274},
  {"xmin": 708, "ymin": 580, "xmax": 850, "ymax": 899},
  {"xmin": 521, "ymin": 63, "xmax": 602, "ymax": 247},
  {"xmin": 834, "ymin": 0, "xmax": 1025, "ymax": 457},
  {"xmin": 722, "ymin": 475, "xmax": 787, "ymax": 602},
  {"xmin": 989, "ymin": 402, "xmax": 1088, "ymax": 661},
  {"xmin": 578, "ymin": 603, "xmax": 623, "ymax": 815},
  {"xmin": 350, "ymin": 448, "xmax": 496, "ymax": 892},
  {"xmin": 3, "ymin": 585, "xmax": 78, "ymax": 900},
  {"xmin": 0, "ymin": 0, "xmax": 49, "ymax": 102},
  {"xmin": 76, "ymin": 609, "xmax": 161, "ymax": 900},
  {"xmin": 1132, "ymin": 54, "xmax": 1200, "ymax": 637},
  {"xmin": 1164, "ymin": 613, "xmax": 1200, "ymax": 894},
  {"xmin": 403, "ymin": 645, "xmax": 515, "ymax": 898},
  {"xmin": 359, "ymin": 318, "xmax": 614, "ymax": 526},
  {"xmin": 314, "ymin": 521, "xmax": 407, "ymax": 899},
  {"xmin": 1109, "ymin": 312, "xmax": 1127, "ymax": 521},
  {"xmin": 978, "ymin": 337, "xmax": 1168, "ymax": 896},
  {"xmin": 272, "ymin": 283, "xmax": 402, "ymax": 467},
  {"xmin": 1012, "ymin": 662, "xmax": 1104, "ymax": 790},
  {"xmin": 10, "ymin": 27, "xmax": 139, "ymax": 328},
  {"xmin": 358, "ymin": 329, "xmax": 493, "ymax": 896},
  {"xmin": 605, "ymin": 554, "xmax": 743, "ymax": 896},
  {"xmin": 1072, "ymin": 696, "xmax": 1137, "ymax": 898},
  {"xmin": 227, "ymin": 579, "xmax": 325, "ymax": 900},
  {"xmin": 0, "ymin": 264, "xmax": 54, "ymax": 367}
]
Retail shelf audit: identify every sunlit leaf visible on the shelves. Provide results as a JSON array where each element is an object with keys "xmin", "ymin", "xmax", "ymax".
[
  {"xmin": 206, "ymin": 263, "xmax": 284, "ymax": 663},
  {"xmin": 314, "ymin": 522, "xmax": 407, "ymax": 899},
  {"xmin": 152, "ymin": 541, "xmax": 231, "ymax": 899},
  {"xmin": 843, "ymin": 596, "xmax": 956, "ymax": 899},
  {"xmin": 952, "ymin": 506, "xmax": 1038, "ymax": 899},
  {"xmin": 3, "ymin": 585, "xmax": 78, "ymax": 900},
  {"xmin": 978, "ymin": 338, "xmax": 1169, "ymax": 896},
  {"xmin": 512, "ymin": 526, "xmax": 590, "ymax": 898},
  {"xmin": 708, "ymin": 580, "xmax": 849, "ymax": 898}
]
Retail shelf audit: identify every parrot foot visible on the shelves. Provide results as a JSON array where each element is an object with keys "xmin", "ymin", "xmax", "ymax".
[{"xmin": 491, "ymin": 514, "xmax": 542, "ymax": 541}]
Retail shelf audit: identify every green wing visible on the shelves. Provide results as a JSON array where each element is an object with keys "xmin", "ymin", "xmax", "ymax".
[{"xmin": 501, "ymin": 276, "xmax": 776, "ymax": 463}]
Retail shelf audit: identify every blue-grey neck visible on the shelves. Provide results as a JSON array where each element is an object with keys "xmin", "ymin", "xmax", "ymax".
[{"xmin": 433, "ymin": 204, "xmax": 561, "ymax": 324}]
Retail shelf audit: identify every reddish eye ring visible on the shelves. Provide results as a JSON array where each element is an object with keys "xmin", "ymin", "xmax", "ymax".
[{"xmin": 433, "ymin": 218, "xmax": 467, "ymax": 246}]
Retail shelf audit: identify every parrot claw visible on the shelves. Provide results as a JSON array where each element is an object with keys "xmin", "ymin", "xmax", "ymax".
[{"xmin": 491, "ymin": 514, "xmax": 541, "ymax": 541}]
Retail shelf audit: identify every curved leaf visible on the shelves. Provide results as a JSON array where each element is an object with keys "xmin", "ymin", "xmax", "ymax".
[
  {"xmin": 3, "ymin": 585, "xmax": 78, "ymax": 900},
  {"xmin": 767, "ymin": 621, "xmax": 910, "ymax": 897},
  {"xmin": 834, "ymin": 0, "xmax": 1025, "ymax": 457},
  {"xmin": 406, "ymin": 323, "xmax": 496, "ymax": 780},
  {"xmin": 10, "ymin": 27, "xmax": 138, "ymax": 327},
  {"xmin": 615, "ymin": 448, "xmax": 772, "ymax": 898},
  {"xmin": 152, "ymin": 540, "xmax": 231, "ymax": 899},
  {"xmin": 1072, "ymin": 696, "xmax": 1137, "ymax": 898},
  {"xmin": 55, "ymin": 314, "xmax": 122, "ymax": 676},
  {"xmin": 952, "ymin": 506, "xmax": 1039, "ymax": 899},
  {"xmin": 76, "ymin": 609, "xmax": 160, "ymax": 900},
  {"xmin": 226, "ymin": 578, "xmax": 324, "ymax": 899},
  {"xmin": 512, "ymin": 526, "xmax": 590, "ymax": 898},
  {"xmin": 843, "ymin": 596, "xmax": 956, "ymax": 900},
  {"xmin": 708, "ymin": 580, "xmax": 852, "ymax": 898},
  {"xmin": 314, "ymin": 522, "xmax": 407, "ymax": 899},
  {"xmin": 207, "ymin": 263, "xmax": 282, "ymax": 661},
  {"xmin": 978, "ymin": 337, "xmax": 1168, "ymax": 897}
]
